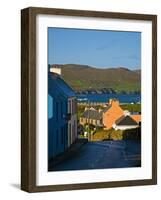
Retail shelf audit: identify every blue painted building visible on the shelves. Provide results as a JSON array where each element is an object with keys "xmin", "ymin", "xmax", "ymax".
[{"xmin": 48, "ymin": 70, "xmax": 77, "ymax": 160}]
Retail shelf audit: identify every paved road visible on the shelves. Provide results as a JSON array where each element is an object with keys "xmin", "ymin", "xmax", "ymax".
[{"xmin": 51, "ymin": 140, "xmax": 141, "ymax": 171}]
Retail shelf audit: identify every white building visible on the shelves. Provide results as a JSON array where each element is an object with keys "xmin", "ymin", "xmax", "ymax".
[
  {"xmin": 67, "ymin": 97, "xmax": 77, "ymax": 146},
  {"xmin": 113, "ymin": 115, "xmax": 139, "ymax": 130}
]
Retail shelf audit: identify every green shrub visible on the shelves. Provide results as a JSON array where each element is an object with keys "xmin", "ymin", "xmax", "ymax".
[
  {"xmin": 110, "ymin": 130, "xmax": 123, "ymax": 140},
  {"xmin": 92, "ymin": 127, "xmax": 141, "ymax": 141},
  {"xmin": 92, "ymin": 129, "xmax": 110, "ymax": 141}
]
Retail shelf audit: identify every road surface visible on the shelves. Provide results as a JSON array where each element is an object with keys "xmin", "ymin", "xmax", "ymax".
[{"xmin": 50, "ymin": 140, "xmax": 141, "ymax": 171}]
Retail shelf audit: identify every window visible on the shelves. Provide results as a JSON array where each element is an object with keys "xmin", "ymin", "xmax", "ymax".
[
  {"xmin": 56, "ymin": 102, "xmax": 59, "ymax": 120},
  {"xmin": 74, "ymin": 120, "xmax": 76, "ymax": 138},
  {"xmin": 72, "ymin": 98, "xmax": 77, "ymax": 114},
  {"xmin": 65, "ymin": 124, "xmax": 68, "ymax": 140},
  {"xmin": 61, "ymin": 102, "xmax": 63, "ymax": 118},
  {"xmin": 71, "ymin": 99, "xmax": 72, "ymax": 114},
  {"xmin": 75, "ymin": 99, "xmax": 77, "ymax": 113},
  {"xmin": 63, "ymin": 126, "xmax": 65, "ymax": 146},
  {"xmin": 56, "ymin": 129, "xmax": 59, "ymax": 148},
  {"xmin": 61, "ymin": 127, "xmax": 63, "ymax": 144},
  {"xmin": 68, "ymin": 100, "xmax": 71, "ymax": 114},
  {"xmin": 68, "ymin": 123, "xmax": 71, "ymax": 143},
  {"xmin": 48, "ymin": 95, "xmax": 53, "ymax": 119}
]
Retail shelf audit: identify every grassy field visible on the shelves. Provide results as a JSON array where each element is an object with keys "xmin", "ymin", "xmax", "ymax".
[
  {"xmin": 55, "ymin": 64, "xmax": 141, "ymax": 93},
  {"xmin": 67, "ymin": 80, "xmax": 140, "ymax": 93},
  {"xmin": 113, "ymin": 82, "xmax": 140, "ymax": 93},
  {"xmin": 120, "ymin": 104, "xmax": 141, "ymax": 113}
]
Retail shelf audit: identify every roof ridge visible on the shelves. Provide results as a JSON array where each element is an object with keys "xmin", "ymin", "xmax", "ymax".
[{"xmin": 115, "ymin": 115, "xmax": 138, "ymax": 126}]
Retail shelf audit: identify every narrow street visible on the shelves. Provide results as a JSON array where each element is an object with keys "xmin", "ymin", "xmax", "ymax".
[{"xmin": 50, "ymin": 140, "xmax": 141, "ymax": 171}]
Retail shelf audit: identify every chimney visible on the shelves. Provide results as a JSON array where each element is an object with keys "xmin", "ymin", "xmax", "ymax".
[
  {"xmin": 109, "ymin": 99, "xmax": 119, "ymax": 106},
  {"xmin": 50, "ymin": 66, "xmax": 61, "ymax": 75},
  {"xmin": 109, "ymin": 99, "xmax": 113, "ymax": 105},
  {"xmin": 124, "ymin": 110, "xmax": 130, "ymax": 116},
  {"xmin": 99, "ymin": 109, "xmax": 102, "ymax": 113}
]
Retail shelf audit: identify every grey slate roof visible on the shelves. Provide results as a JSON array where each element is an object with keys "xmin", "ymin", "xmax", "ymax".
[
  {"xmin": 103, "ymin": 105, "xmax": 111, "ymax": 113},
  {"xmin": 115, "ymin": 115, "xmax": 138, "ymax": 126},
  {"xmin": 48, "ymin": 72, "xmax": 76, "ymax": 98},
  {"xmin": 81, "ymin": 109, "xmax": 102, "ymax": 120}
]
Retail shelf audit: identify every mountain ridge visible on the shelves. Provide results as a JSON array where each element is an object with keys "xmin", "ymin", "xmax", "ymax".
[{"xmin": 50, "ymin": 64, "xmax": 141, "ymax": 93}]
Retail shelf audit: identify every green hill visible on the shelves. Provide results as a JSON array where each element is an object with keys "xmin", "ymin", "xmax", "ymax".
[{"xmin": 50, "ymin": 64, "xmax": 141, "ymax": 93}]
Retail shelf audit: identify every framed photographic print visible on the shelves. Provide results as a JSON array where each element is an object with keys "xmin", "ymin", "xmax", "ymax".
[{"xmin": 21, "ymin": 7, "xmax": 157, "ymax": 192}]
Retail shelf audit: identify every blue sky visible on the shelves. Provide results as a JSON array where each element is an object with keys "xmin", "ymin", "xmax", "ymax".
[{"xmin": 48, "ymin": 28, "xmax": 141, "ymax": 70}]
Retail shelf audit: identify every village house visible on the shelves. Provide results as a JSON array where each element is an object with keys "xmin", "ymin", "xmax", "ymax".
[
  {"xmin": 131, "ymin": 114, "xmax": 141, "ymax": 125},
  {"xmin": 80, "ymin": 99, "xmax": 141, "ymax": 131},
  {"xmin": 80, "ymin": 107, "xmax": 103, "ymax": 127},
  {"xmin": 112, "ymin": 114, "xmax": 139, "ymax": 130},
  {"xmin": 48, "ymin": 67, "xmax": 77, "ymax": 160},
  {"xmin": 102, "ymin": 99, "xmax": 124, "ymax": 129}
]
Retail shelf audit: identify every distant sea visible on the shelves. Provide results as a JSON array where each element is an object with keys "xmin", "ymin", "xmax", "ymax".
[{"xmin": 76, "ymin": 93, "xmax": 141, "ymax": 104}]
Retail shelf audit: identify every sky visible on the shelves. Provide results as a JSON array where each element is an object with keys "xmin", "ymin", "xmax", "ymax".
[{"xmin": 48, "ymin": 28, "xmax": 141, "ymax": 70}]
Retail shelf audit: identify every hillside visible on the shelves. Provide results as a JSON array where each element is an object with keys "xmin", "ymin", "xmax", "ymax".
[{"xmin": 50, "ymin": 64, "xmax": 141, "ymax": 93}]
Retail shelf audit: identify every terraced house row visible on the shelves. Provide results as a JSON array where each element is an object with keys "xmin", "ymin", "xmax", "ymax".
[
  {"xmin": 48, "ymin": 67, "xmax": 77, "ymax": 160},
  {"xmin": 80, "ymin": 99, "xmax": 141, "ymax": 130}
]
